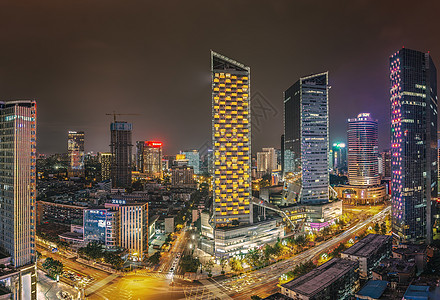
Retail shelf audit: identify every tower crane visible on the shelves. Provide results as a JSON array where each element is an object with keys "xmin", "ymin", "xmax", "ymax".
[{"xmin": 105, "ymin": 111, "xmax": 140, "ymax": 122}]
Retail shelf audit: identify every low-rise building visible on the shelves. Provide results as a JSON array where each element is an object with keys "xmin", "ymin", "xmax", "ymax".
[
  {"xmin": 280, "ymin": 258, "xmax": 359, "ymax": 300},
  {"xmin": 334, "ymin": 184, "xmax": 387, "ymax": 205},
  {"xmin": 355, "ymin": 280, "xmax": 388, "ymax": 300},
  {"xmin": 403, "ymin": 285, "xmax": 430, "ymax": 300},
  {"xmin": 37, "ymin": 200, "xmax": 87, "ymax": 225},
  {"xmin": 392, "ymin": 244, "xmax": 427, "ymax": 274},
  {"xmin": 213, "ymin": 218, "xmax": 284, "ymax": 258},
  {"xmin": 341, "ymin": 234, "xmax": 392, "ymax": 279},
  {"xmin": 372, "ymin": 258, "xmax": 416, "ymax": 283}
]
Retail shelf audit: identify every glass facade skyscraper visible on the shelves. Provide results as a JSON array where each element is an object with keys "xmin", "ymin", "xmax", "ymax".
[
  {"xmin": 284, "ymin": 72, "xmax": 329, "ymax": 204},
  {"xmin": 390, "ymin": 48, "xmax": 438, "ymax": 243},
  {"xmin": 211, "ymin": 51, "xmax": 252, "ymax": 226},
  {"xmin": 347, "ymin": 113, "xmax": 379, "ymax": 186}
]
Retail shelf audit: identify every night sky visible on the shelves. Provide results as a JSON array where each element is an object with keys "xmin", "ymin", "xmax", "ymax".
[{"xmin": 1, "ymin": 1, "xmax": 439, "ymax": 155}]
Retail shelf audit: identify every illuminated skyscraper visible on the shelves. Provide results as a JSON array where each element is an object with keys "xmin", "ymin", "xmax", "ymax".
[
  {"xmin": 0, "ymin": 100, "xmax": 37, "ymax": 299},
  {"xmin": 332, "ymin": 143, "xmax": 347, "ymax": 174},
  {"xmin": 67, "ymin": 131, "xmax": 85, "ymax": 178},
  {"xmin": 211, "ymin": 51, "xmax": 251, "ymax": 226},
  {"xmin": 347, "ymin": 113, "xmax": 379, "ymax": 186},
  {"xmin": 110, "ymin": 122, "xmax": 133, "ymax": 188},
  {"xmin": 257, "ymin": 147, "xmax": 277, "ymax": 175},
  {"xmin": 284, "ymin": 72, "xmax": 329, "ymax": 204},
  {"xmin": 390, "ymin": 48, "xmax": 438, "ymax": 243},
  {"xmin": 98, "ymin": 152, "xmax": 112, "ymax": 181},
  {"xmin": 182, "ymin": 150, "xmax": 200, "ymax": 174},
  {"xmin": 136, "ymin": 141, "xmax": 163, "ymax": 179}
]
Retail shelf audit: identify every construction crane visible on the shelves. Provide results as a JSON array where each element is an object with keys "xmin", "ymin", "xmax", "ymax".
[{"xmin": 105, "ymin": 111, "xmax": 140, "ymax": 122}]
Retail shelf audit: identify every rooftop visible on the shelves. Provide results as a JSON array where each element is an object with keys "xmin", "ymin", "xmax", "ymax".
[
  {"xmin": 393, "ymin": 244, "xmax": 427, "ymax": 256},
  {"xmin": 342, "ymin": 234, "xmax": 391, "ymax": 257},
  {"xmin": 373, "ymin": 258, "xmax": 415, "ymax": 276},
  {"xmin": 281, "ymin": 258, "xmax": 358, "ymax": 297},
  {"xmin": 355, "ymin": 280, "xmax": 388, "ymax": 299},
  {"xmin": 403, "ymin": 285, "xmax": 430, "ymax": 300}
]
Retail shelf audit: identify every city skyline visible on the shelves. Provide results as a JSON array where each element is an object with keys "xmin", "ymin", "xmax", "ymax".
[{"xmin": 1, "ymin": 1, "xmax": 440, "ymax": 154}]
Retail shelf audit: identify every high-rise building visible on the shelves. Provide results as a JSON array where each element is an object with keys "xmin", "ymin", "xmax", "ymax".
[
  {"xmin": 0, "ymin": 100, "xmax": 37, "ymax": 299},
  {"xmin": 98, "ymin": 152, "xmax": 112, "ymax": 181},
  {"xmin": 256, "ymin": 147, "xmax": 277, "ymax": 175},
  {"xmin": 332, "ymin": 143, "xmax": 347, "ymax": 174},
  {"xmin": 390, "ymin": 48, "xmax": 438, "ymax": 243},
  {"xmin": 334, "ymin": 113, "xmax": 387, "ymax": 205},
  {"xmin": 211, "ymin": 50, "xmax": 252, "ymax": 226},
  {"xmin": 281, "ymin": 134, "xmax": 285, "ymax": 175},
  {"xmin": 347, "ymin": 113, "xmax": 380, "ymax": 186},
  {"xmin": 380, "ymin": 150, "xmax": 392, "ymax": 180},
  {"xmin": 110, "ymin": 122, "xmax": 133, "ymax": 188},
  {"xmin": 67, "ymin": 131, "xmax": 85, "ymax": 178},
  {"xmin": 284, "ymin": 72, "xmax": 329, "ymax": 204},
  {"xmin": 136, "ymin": 141, "xmax": 163, "ymax": 179},
  {"xmin": 171, "ymin": 165, "xmax": 196, "ymax": 187},
  {"xmin": 182, "ymin": 150, "xmax": 200, "ymax": 174}
]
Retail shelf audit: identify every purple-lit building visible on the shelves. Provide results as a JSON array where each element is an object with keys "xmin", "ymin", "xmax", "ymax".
[
  {"xmin": 390, "ymin": 48, "xmax": 437, "ymax": 244},
  {"xmin": 347, "ymin": 113, "xmax": 379, "ymax": 186}
]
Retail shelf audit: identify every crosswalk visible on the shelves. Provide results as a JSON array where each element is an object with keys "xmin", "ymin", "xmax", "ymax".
[
  {"xmin": 96, "ymin": 285, "xmax": 134, "ymax": 300},
  {"xmin": 133, "ymin": 270, "xmax": 183, "ymax": 280}
]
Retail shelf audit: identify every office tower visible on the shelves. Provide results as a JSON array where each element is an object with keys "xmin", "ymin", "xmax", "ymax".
[
  {"xmin": 256, "ymin": 147, "xmax": 277, "ymax": 175},
  {"xmin": 332, "ymin": 143, "xmax": 347, "ymax": 174},
  {"xmin": 136, "ymin": 141, "xmax": 163, "ymax": 179},
  {"xmin": 281, "ymin": 134, "xmax": 285, "ymax": 175},
  {"xmin": 83, "ymin": 208, "xmax": 119, "ymax": 249},
  {"xmin": 118, "ymin": 202, "xmax": 148, "ymax": 260},
  {"xmin": 390, "ymin": 48, "xmax": 438, "ymax": 243},
  {"xmin": 284, "ymin": 72, "xmax": 329, "ymax": 204},
  {"xmin": 110, "ymin": 121, "xmax": 133, "ymax": 188},
  {"xmin": 98, "ymin": 152, "xmax": 112, "ymax": 181},
  {"xmin": 380, "ymin": 150, "xmax": 392, "ymax": 180},
  {"xmin": 347, "ymin": 113, "xmax": 379, "ymax": 186},
  {"xmin": 0, "ymin": 100, "xmax": 37, "ymax": 299},
  {"xmin": 67, "ymin": 131, "xmax": 85, "ymax": 177},
  {"xmin": 171, "ymin": 165, "xmax": 196, "ymax": 187},
  {"xmin": 182, "ymin": 150, "xmax": 200, "ymax": 174},
  {"xmin": 211, "ymin": 50, "xmax": 251, "ymax": 226}
]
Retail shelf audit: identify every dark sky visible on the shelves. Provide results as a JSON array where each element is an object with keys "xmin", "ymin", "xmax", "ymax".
[{"xmin": 1, "ymin": 1, "xmax": 439, "ymax": 155}]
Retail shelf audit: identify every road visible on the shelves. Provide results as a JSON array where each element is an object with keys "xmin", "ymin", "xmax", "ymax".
[{"xmin": 196, "ymin": 206, "xmax": 391, "ymax": 299}]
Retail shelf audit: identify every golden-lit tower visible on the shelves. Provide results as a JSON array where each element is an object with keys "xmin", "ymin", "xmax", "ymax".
[{"xmin": 211, "ymin": 51, "xmax": 251, "ymax": 227}]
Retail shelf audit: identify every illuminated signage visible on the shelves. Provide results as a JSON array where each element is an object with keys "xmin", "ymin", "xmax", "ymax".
[{"xmin": 146, "ymin": 141, "xmax": 163, "ymax": 148}]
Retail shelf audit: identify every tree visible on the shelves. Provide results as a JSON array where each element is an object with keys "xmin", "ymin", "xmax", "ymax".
[
  {"xmin": 231, "ymin": 220, "xmax": 240, "ymax": 226},
  {"xmin": 220, "ymin": 258, "xmax": 228, "ymax": 274},
  {"xmin": 78, "ymin": 241, "xmax": 104, "ymax": 260},
  {"xmin": 42, "ymin": 257, "xmax": 63, "ymax": 277},
  {"xmin": 374, "ymin": 223, "xmax": 380, "ymax": 234},
  {"xmin": 104, "ymin": 252, "xmax": 124, "ymax": 269},
  {"xmin": 204, "ymin": 259, "xmax": 215, "ymax": 276},
  {"xmin": 295, "ymin": 235, "xmax": 308, "ymax": 250},
  {"xmin": 148, "ymin": 252, "xmax": 161, "ymax": 265},
  {"xmin": 179, "ymin": 255, "xmax": 200, "ymax": 273},
  {"xmin": 380, "ymin": 222, "xmax": 387, "ymax": 235},
  {"xmin": 245, "ymin": 248, "xmax": 263, "ymax": 269},
  {"xmin": 229, "ymin": 257, "xmax": 243, "ymax": 274}
]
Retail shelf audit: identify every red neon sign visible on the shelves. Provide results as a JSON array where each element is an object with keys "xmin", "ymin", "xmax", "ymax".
[{"xmin": 146, "ymin": 141, "xmax": 163, "ymax": 148}]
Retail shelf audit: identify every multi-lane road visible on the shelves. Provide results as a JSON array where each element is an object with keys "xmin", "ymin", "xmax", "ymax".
[
  {"xmin": 37, "ymin": 206, "xmax": 390, "ymax": 299},
  {"xmin": 200, "ymin": 206, "xmax": 391, "ymax": 299}
]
